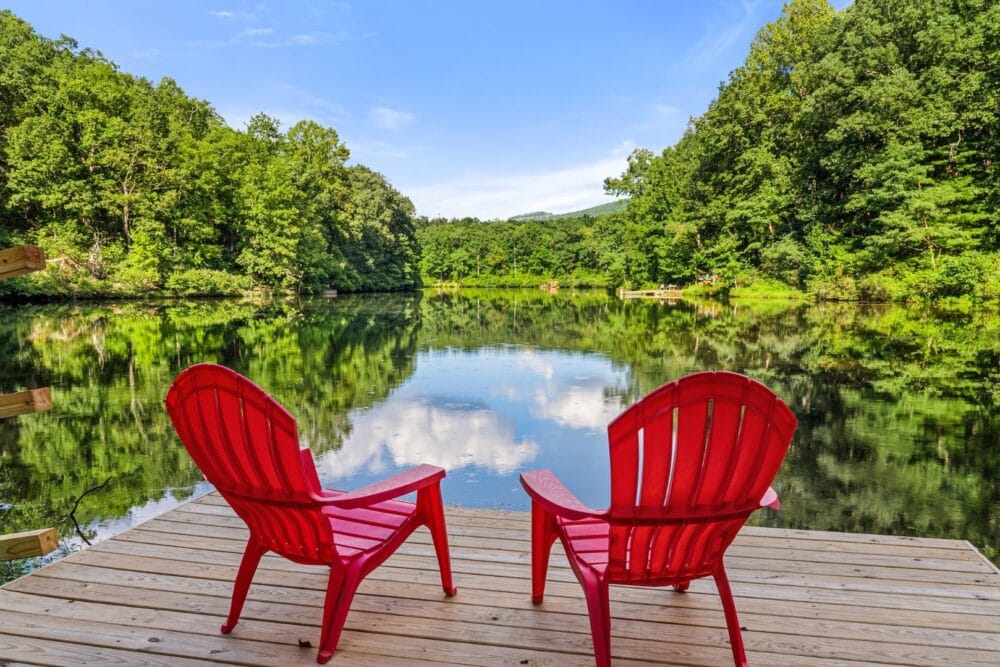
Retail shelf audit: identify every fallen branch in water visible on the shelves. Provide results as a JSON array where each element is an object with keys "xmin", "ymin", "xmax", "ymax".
[{"xmin": 66, "ymin": 477, "xmax": 112, "ymax": 546}]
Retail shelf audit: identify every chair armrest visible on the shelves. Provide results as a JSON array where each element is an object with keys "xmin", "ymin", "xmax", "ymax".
[
  {"xmin": 318, "ymin": 464, "xmax": 446, "ymax": 509},
  {"xmin": 520, "ymin": 469, "xmax": 604, "ymax": 521},
  {"xmin": 760, "ymin": 486, "xmax": 781, "ymax": 510}
]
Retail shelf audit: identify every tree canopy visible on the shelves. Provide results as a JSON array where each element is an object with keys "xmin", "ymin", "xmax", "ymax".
[
  {"xmin": 0, "ymin": 11, "xmax": 420, "ymax": 296},
  {"xmin": 3, "ymin": 1, "xmax": 998, "ymax": 300},
  {"xmin": 421, "ymin": 0, "xmax": 999, "ymax": 300}
]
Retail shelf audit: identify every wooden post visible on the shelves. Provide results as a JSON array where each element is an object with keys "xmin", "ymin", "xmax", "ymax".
[
  {"xmin": 0, "ymin": 528, "xmax": 59, "ymax": 561},
  {"xmin": 0, "ymin": 245, "xmax": 46, "ymax": 281},
  {"xmin": 0, "ymin": 388, "xmax": 53, "ymax": 419}
]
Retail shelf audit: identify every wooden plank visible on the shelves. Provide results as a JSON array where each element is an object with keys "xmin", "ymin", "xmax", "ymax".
[
  {"xmin": 0, "ymin": 245, "xmax": 45, "ymax": 281},
  {"xmin": 170, "ymin": 503, "xmax": 992, "ymax": 569},
  {"xmin": 0, "ymin": 631, "xmax": 212, "ymax": 666},
  {"xmin": 93, "ymin": 533, "xmax": 1000, "ymax": 598},
  {"xmin": 18, "ymin": 561, "xmax": 997, "ymax": 666},
  {"xmin": 0, "ymin": 388, "xmax": 53, "ymax": 419},
  {"xmin": 0, "ymin": 591, "xmax": 445, "ymax": 667},
  {"xmin": 80, "ymin": 534, "xmax": 1000, "ymax": 605},
  {"xmin": 0, "ymin": 527, "xmax": 58, "ymax": 561},
  {"xmin": 133, "ymin": 515, "xmax": 999, "ymax": 575},
  {"xmin": 0, "ymin": 608, "xmax": 320, "ymax": 666},
  {"xmin": 124, "ymin": 523, "xmax": 992, "ymax": 589},
  {"xmin": 3, "ymin": 495, "xmax": 999, "ymax": 666},
  {"xmin": 38, "ymin": 545, "xmax": 1000, "ymax": 622},
  {"xmin": 0, "ymin": 567, "xmax": 859, "ymax": 666},
  {"xmin": 189, "ymin": 494, "xmax": 982, "ymax": 553},
  {"xmin": 27, "ymin": 548, "xmax": 1000, "ymax": 654}
]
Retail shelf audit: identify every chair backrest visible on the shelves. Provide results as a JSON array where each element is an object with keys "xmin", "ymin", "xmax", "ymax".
[
  {"xmin": 605, "ymin": 371, "xmax": 797, "ymax": 582},
  {"xmin": 165, "ymin": 363, "xmax": 336, "ymax": 563}
]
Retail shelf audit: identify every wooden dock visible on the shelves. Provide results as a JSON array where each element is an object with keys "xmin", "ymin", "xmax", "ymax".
[
  {"xmin": 619, "ymin": 289, "xmax": 683, "ymax": 299},
  {"xmin": 0, "ymin": 491, "xmax": 997, "ymax": 665}
]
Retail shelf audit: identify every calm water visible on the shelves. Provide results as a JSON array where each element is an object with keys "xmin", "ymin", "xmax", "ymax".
[{"xmin": 1, "ymin": 290, "xmax": 997, "ymax": 580}]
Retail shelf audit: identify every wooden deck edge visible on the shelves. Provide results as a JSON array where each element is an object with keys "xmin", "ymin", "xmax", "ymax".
[
  {"xmin": 963, "ymin": 540, "xmax": 1000, "ymax": 575},
  {"xmin": 0, "ymin": 487, "xmax": 219, "ymax": 592}
]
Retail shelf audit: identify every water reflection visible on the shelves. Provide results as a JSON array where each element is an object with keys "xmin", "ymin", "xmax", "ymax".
[
  {"xmin": 320, "ymin": 395, "xmax": 539, "ymax": 475},
  {"xmin": 0, "ymin": 290, "xmax": 996, "ymax": 582},
  {"xmin": 318, "ymin": 347, "xmax": 628, "ymax": 506}
]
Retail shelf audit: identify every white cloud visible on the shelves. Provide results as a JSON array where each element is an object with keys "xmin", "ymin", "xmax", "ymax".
[
  {"xmin": 369, "ymin": 106, "xmax": 415, "ymax": 130},
  {"xmin": 132, "ymin": 48, "xmax": 172, "ymax": 60},
  {"xmin": 611, "ymin": 139, "xmax": 637, "ymax": 158},
  {"xmin": 208, "ymin": 9, "xmax": 257, "ymax": 20},
  {"xmin": 290, "ymin": 33, "xmax": 320, "ymax": 45},
  {"xmin": 402, "ymin": 151, "xmax": 628, "ymax": 220},
  {"xmin": 347, "ymin": 139, "xmax": 426, "ymax": 160},
  {"xmin": 677, "ymin": 0, "xmax": 764, "ymax": 73},
  {"xmin": 652, "ymin": 103, "xmax": 680, "ymax": 117},
  {"xmin": 216, "ymin": 86, "xmax": 349, "ymax": 131},
  {"xmin": 241, "ymin": 27, "xmax": 274, "ymax": 36}
]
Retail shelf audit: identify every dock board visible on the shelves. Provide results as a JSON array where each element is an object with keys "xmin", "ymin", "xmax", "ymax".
[
  {"xmin": 1, "ymin": 492, "xmax": 997, "ymax": 665},
  {"xmin": 618, "ymin": 289, "xmax": 684, "ymax": 299}
]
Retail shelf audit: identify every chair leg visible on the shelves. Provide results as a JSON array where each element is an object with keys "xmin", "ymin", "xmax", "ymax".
[
  {"xmin": 317, "ymin": 564, "xmax": 360, "ymax": 664},
  {"xmin": 221, "ymin": 539, "xmax": 267, "ymax": 634},
  {"xmin": 713, "ymin": 565, "xmax": 748, "ymax": 667},
  {"xmin": 530, "ymin": 502, "xmax": 558, "ymax": 603},
  {"xmin": 418, "ymin": 484, "xmax": 457, "ymax": 596},
  {"xmin": 581, "ymin": 576, "xmax": 612, "ymax": 667}
]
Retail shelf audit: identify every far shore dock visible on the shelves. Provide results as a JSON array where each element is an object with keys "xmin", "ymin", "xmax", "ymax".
[
  {"xmin": 0, "ymin": 491, "xmax": 997, "ymax": 665},
  {"xmin": 619, "ymin": 288, "xmax": 684, "ymax": 299}
]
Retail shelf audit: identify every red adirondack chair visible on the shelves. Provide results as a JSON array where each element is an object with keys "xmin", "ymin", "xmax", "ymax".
[
  {"xmin": 165, "ymin": 364, "xmax": 457, "ymax": 663},
  {"xmin": 521, "ymin": 371, "xmax": 797, "ymax": 667}
]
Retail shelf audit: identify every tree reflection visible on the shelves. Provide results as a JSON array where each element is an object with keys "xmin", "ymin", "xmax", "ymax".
[
  {"xmin": 417, "ymin": 291, "xmax": 999, "ymax": 563},
  {"xmin": 0, "ymin": 294, "xmax": 421, "ymax": 567},
  {"xmin": 0, "ymin": 291, "xmax": 995, "ymax": 573}
]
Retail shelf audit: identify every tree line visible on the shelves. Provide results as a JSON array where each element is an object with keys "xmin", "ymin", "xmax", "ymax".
[
  {"xmin": 421, "ymin": 0, "xmax": 999, "ymax": 300},
  {"xmin": 3, "ymin": 1, "xmax": 998, "ymax": 300},
  {"xmin": 0, "ymin": 11, "xmax": 420, "ymax": 296}
]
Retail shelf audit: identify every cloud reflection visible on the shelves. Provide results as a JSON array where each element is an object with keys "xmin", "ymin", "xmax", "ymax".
[
  {"xmin": 317, "ymin": 399, "xmax": 538, "ymax": 478},
  {"xmin": 533, "ymin": 379, "xmax": 624, "ymax": 431}
]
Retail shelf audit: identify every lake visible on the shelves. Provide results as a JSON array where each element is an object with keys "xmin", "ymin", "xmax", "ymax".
[{"xmin": 1, "ymin": 289, "xmax": 997, "ymax": 581}]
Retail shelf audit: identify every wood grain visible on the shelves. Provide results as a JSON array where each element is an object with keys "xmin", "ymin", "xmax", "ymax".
[
  {"xmin": 0, "ymin": 388, "xmax": 53, "ymax": 420},
  {"xmin": 0, "ymin": 245, "xmax": 45, "ymax": 282},
  {"xmin": 0, "ymin": 491, "xmax": 996, "ymax": 665}
]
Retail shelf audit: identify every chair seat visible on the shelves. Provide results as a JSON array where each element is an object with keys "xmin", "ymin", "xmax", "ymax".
[
  {"xmin": 323, "ymin": 495, "xmax": 416, "ymax": 558},
  {"xmin": 558, "ymin": 516, "xmax": 611, "ymax": 573}
]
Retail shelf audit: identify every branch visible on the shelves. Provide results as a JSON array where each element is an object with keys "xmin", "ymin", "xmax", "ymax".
[{"xmin": 66, "ymin": 477, "xmax": 112, "ymax": 546}]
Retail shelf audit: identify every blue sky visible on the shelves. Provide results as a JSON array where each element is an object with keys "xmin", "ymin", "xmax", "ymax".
[{"xmin": 5, "ymin": 1, "xmax": 847, "ymax": 219}]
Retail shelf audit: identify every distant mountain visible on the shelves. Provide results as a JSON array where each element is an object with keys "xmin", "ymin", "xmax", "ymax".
[
  {"xmin": 508, "ymin": 211, "xmax": 552, "ymax": 221},
  {"xmin": 508, "ymin": 200, "xmax": 626, "ymax": 221}
]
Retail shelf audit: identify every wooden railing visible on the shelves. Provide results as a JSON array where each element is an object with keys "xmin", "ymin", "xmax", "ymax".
[{"xmin": 0, "ymin": 245, "xmax": 58, "ymax": 561}]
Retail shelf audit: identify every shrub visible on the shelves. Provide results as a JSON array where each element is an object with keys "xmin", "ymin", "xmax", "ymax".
[
  {"xmin": 928, "ymin": 254, "xmax": 987, "ymax": 298},
  {"xmin": 165, "ymin": 269, "xmax": 255, "ymax": 296},
  {"xmin": 808, "ymin": 274, "xmax": 858, "ymax": 301},
  {"xmin": 856, "ymin": 271, "xmax": 907, "ymax": 302},
  {"xmin": 761, "ymin": 237, "xmax": 809, "ymax": 287}
]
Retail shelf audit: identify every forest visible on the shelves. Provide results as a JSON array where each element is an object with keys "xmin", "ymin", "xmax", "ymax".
[
  {"xmin": 0, "ymin": 10, "xmax": 420, "ymax": 296},
  {"xmin": 420, "ymin": 0, "xmax": 999, "ymax": 300},
  {"xmin": 2, "ymin": 0, "xmax": 998, "ymax": 300}
]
